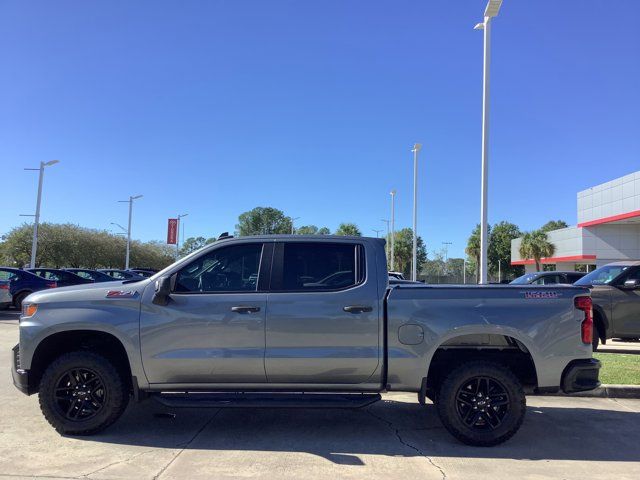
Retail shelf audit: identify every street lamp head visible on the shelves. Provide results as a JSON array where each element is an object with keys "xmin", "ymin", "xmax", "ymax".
[
  {"xmin": 484, "ymin": 0, "xmax": 503, "ymax": 18},
  {"xmin": 131, "ymin": 195, "xmax": 143, "ymax": 200},
  {"xmin": 44, "ymin": 160, "xmax": 60, "ymax": 167},
  {"xmin": 412, "ymin": 143, "xmax": 422, "ymax": 152},
  {"xmin": 390, "ymin": 189, "xmax": 396, "ymax": 196},
  {"xmin": 178, "ymin": 213, "xmax": 189, "ymax": 218},
  {"xmin": 474, "ymin": 22, "xmax": 485, "ymax": 30}
]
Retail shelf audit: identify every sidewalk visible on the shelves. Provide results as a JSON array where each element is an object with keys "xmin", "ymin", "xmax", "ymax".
[{"xmin": 598, "ymin": 338, "xmax": 640, "ymax": 354}]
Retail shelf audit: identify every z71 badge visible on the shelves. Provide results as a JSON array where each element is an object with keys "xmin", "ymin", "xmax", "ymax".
[
  {"xmin": 105, "ymin": 290, "xmax": 139, "ymax": 299},
  {"xmin": 525, "ymin": 291, "xmax": 560, "ymax": 299}
]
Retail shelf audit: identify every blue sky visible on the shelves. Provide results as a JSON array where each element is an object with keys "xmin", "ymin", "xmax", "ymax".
[{"xmin": 1, "ymin": 0, "xmax": 639, "ymax": 259}]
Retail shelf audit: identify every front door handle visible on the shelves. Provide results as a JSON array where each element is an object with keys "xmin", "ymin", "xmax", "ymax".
[
  {"xmin": 343, "ymin": 305, "xmax": 373, "ymax": 314},
  {"xmin": 231, "ymin": 306, "xmax": 261, "ymax": 314}
]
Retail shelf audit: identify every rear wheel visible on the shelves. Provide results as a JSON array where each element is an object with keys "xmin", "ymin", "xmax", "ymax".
[
  {"xmin": 436, "ymin": 361, "xmax": 526, "ymax": 446},
  {"xmin": 38, "ymin": 351, "xmax": 129, "ymax": 435}
]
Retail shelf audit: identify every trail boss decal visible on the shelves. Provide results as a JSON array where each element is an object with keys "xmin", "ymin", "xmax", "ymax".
[
  {"xmin": 524, "ymin": 291, "xmax": 560, "ymax": 299},
  {"xmin": 105, "ymin": 290, "xmax": 139, "ymax": 299}
]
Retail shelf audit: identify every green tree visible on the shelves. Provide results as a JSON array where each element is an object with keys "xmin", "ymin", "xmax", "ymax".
[
  {"xmin": 488, "ymin": 221, "xmax": 524, "ymax": 280},
  {"xmin": 541, "ymin": 220, "xmax": 568, "ymax": 233},
  {"xmin": 519, "ymin": 229, "xmax": 556, "ymax": 272},
  {"xmin": 179, "ymin": 236, "xmax": 215, "ymax": 256},
  {"xmin": 0, "ymin": 223, "xmax": 175, "ymax": 269},
  {"xmin": 335, "ymin": 223, "xmax": 362, "ymax": 236},
  {"xmin": 295, "ymin": 225, "xmax": 331, "ymax": 235},
  {"xmin": 390, "ymin": 228, "xmax": 427, "ymax": 277},
  {"xmin": 466, "ymin": 224, "xmax": 491, "ymax": 282},
  {"xmin": 236, "ymin": 207, "xmax": 292, "ymax": 236}
]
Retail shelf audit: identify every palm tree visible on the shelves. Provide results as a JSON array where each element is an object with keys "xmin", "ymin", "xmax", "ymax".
[
  {"xmin": 518, "ymin": 230, "xmax": 555, "ymax": 272},
  {"xmin": 335, "ymin": 223, "xmax": 362, "ymax": 236}
]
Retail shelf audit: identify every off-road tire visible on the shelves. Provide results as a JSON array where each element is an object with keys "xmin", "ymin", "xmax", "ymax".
[
  {"xmin": 38, "ymin": 351, "xmax": 129, "ymax": 435},
  {"xmin": 436, "ymin": 361, "xmax": 526, "ymax": 447}
]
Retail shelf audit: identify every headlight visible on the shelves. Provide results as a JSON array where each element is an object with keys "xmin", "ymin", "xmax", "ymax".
[{"xmin": 22, "ymin": 303, "xmax": 38, "ymax": 318}]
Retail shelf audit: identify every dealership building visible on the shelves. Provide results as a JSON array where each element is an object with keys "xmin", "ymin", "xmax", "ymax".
[{"xmin": 511, "ymin": 171, "xmax": 640, "ymax": 272}]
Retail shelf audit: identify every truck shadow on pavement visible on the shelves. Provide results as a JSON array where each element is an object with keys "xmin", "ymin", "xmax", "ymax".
[{"xmin": 78, "ymin": 397, "xmax": 640, "ymax": 464}]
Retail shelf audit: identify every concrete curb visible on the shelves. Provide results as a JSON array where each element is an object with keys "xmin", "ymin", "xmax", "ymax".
[
  {"xmin": 597, "ymin": 348, "xmax": 640, "ymax": 355},
  {"xmin": 543, "ymin": 384, "xmax": 640, "ymax": 399}
]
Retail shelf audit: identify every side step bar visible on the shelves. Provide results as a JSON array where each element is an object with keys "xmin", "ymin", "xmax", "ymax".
[{"xmin": 152, "ymin": 392, "xmax": 382, "ymax": 409}]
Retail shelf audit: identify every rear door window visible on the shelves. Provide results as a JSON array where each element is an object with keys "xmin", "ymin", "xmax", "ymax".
[{"xmin": 273, "ymin": 242, "xmax": 363, "ymax": 291}]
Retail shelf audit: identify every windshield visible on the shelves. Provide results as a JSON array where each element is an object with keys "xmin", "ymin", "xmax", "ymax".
[
  {"xmin": 574, "ymin": 265, "xmax": 631, "ymax": 286},
  {"xmin": 510, "ymin": 273, "xmax": 539, "ymax": 285}
]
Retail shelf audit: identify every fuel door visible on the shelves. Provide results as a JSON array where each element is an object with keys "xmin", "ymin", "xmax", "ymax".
[{"xmin": 398, "ymin": 324, "xmax": 425, "ymax": 345}]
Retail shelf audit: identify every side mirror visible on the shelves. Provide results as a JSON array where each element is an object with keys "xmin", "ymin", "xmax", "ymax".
[
  {"xmin": 621, "ymin": 279, "xmax": 640, "ymax": 290},
  {"xmin": 152, "ymin": 275, "xmax": 174, "ymax": 306}
]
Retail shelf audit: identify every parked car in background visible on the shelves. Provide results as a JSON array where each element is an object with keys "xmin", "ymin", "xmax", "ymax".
[
  {"xmin": 28, "ymin": 269, "xmax": 94, "ymax": 287},
  {"xmin": 127, "ymin": 268, "xmax": 157, "ymax": 278},
  {"xmin": 0, "ymin": 280, "xmax": 12, "ymax": 308},
  {"xmin": 98, "ymin": 269, "xmax": 146, "ymax": 281},
  {"xmin": 574, "ymin": 261, "xmax": 640, "ymax": 349},
  {"xmin": 510, "ymin": 271, "xmax": 586, "ymax": 286},
  {"xmin": 0, "ymin": 267, "xmax": 57, "ymax": 309},
  {"xmin": 388, "ymin": 271, "xmax": 405, "ymax": 280},
  {"xmin": 62, "ymin": 269, "xmax": 116, "ymax": 283}
]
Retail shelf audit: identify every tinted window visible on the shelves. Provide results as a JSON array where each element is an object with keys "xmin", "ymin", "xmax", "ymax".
[
  {"xmin": 0, "ymin": 270, "xmax": 17, "ymax": 281},
  {"xmin": 567, "ymin": 273, "xmax": 585, "ymax": 283},
  {"xmin": 575, "ymin": 265, "xmax": 631, "ymax": 286},
  {"xmin": 277, "ymin": 243, "xmax": 360, "ymax": 291},
  {"xmin": 621, "ymin": 267, "xmax": 640, "ymax": 283},
  {"xmin": 74, "ymin": 271, "xmax": 92, "ymax": 279},
  {"xmin": 175, "ymin": 243, "xmax": 262, "ymax": 293},
  {"xmin": 510, "ymin": 273, "xmax": 538, "ymax": 285}
]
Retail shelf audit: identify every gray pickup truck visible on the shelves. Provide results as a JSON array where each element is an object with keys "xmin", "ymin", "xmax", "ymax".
[{"xmin": 12, "ymin": 235, "xmax": 600, "ymax": 446}]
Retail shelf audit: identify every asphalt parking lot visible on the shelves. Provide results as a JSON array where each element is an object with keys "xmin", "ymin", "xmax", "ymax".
[{"xmin": 1, "ymin": 311, "xmax": 640, "ymax": 480}]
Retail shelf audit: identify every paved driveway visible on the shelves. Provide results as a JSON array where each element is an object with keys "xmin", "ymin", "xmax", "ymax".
[{"xmin": 1, "ymin": 312, "xmax": 639, "ymax": 480}]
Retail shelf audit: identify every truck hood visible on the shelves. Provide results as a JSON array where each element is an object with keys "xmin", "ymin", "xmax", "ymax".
[{"xmin": 25, "ymin": 278, "xmax": 151, "ymax": 305}]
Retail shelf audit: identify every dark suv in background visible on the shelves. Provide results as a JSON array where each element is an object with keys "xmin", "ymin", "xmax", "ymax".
[{"xmin": 575, "ymin": 261, "xmax": 640, "ymax": 350}]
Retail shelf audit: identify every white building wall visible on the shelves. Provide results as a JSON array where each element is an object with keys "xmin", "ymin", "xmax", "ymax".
[{"xmin": 578, "ymin": 171, "xmax": 640, "ymax": 225}]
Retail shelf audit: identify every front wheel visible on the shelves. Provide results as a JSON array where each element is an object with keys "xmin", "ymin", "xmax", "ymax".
[
  {"xmin": 436, "ymin": 361, "xmax": 526, "ymax": 446},
  {"xmin": 38, "ymin": 351, "xmax": 129, "ymax": 435}
]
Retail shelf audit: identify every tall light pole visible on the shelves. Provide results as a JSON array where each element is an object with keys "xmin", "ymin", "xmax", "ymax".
[
  {"xmin": 118, "ymin": 195, "xmax": 143, "ymax": 269},
  {"xmin": 381, "ymin": 219, "xmax": 390, "ymax": 264},
  {"xmin": 22, "ymin": 160, "xmax": 59, "ymax": 268},
  {"xmin": 291, "ymin": 217, "xmax": 300, "ymax": 235},
  {"xmin": 463, "ymin": 258, "xmax": 467, "ymax": 284},
  {"xmin": 176, "ymin": 213, "xmax": 188, "ymax": 258},
  {"xmin": 442, "ymin": 241, "xmax": 452, "ymax": 277},
  {"xmin": 474, "ymin": 0, "xmax": 502, "ymax": 284},
  {"xmin": 411, "ymin": 144, "xmax": 422, "ymax": 281},
  {"xmin": 390, "ymin": 190, "xmax": 396, "ymax": 271},
  {"xmin": 372, "ymin": 229, "xmax": 383, "ymax": 238}
]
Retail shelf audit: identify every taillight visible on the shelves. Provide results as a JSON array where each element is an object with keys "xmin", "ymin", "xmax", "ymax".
[
  {"xmin": 575, "ymin": 296, "xmax": 593, "ymax": 345},
  {"xmin": 47, "ymin": 282, "xmax": 57, "ymax": 289},
  {"xmin": 0, "ymin": 284, "xmax": 8, "ymax": 290}
]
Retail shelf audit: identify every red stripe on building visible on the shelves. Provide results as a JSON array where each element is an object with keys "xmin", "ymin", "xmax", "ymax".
[
  {"xmin": 578, "ymin": 209, "xmax": 640, "ymax": 227},
  {"xmin": 511, "ymin": 254, "xmax": 597, "ymax": 266}
]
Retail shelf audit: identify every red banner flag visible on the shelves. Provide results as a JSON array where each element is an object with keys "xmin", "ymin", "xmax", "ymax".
[{"xmin": 167, "ymin": 218, "xmax": 178, "ymax": 244}]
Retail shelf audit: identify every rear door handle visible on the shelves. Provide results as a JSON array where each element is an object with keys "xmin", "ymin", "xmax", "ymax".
[
  {"xmin": 231, "ymin": 306, "xmax": 261, "ymax": 314},
  {"xmin": 343, "ymin": 305, "xmax": 373, "ymax": 314}
]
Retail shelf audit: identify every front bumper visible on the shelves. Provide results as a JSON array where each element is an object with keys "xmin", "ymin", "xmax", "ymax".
[
  {"xmin": 561, "ymin": 358, "xmax": 602, "ymax": 393},
  {"xmin": 11, "ymin": 344, "xmax": 32, "ymax": 395}
]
